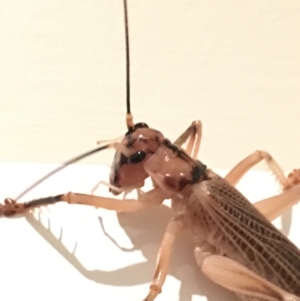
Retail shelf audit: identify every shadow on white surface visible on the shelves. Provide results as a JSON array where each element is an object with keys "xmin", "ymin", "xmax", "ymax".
[
  {"xmin": 25, "ymin": 204, "xmax": 234, "ymax": 301},
  {"xmin": 23, "ymin": 199, "xmax": 294, "ymax": 301},
  {"xmin": 96, "ymin": 205, "xmax": 234, "ymax": 301}
]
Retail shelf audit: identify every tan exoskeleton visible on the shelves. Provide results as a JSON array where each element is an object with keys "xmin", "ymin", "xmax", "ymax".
[{"xmin": 1, "ymin": 1, "xmax": 300, "ymax": 300}]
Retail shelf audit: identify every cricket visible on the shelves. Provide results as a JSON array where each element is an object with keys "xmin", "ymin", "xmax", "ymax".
[{"xmin": 1, "ymin": 1, "xmax": 300, "ymax": 301}]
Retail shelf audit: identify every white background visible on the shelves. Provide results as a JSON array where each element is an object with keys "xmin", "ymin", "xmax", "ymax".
[{"xmin": 0, "ymin": 1, "xmax": 300, "ymax": 171}]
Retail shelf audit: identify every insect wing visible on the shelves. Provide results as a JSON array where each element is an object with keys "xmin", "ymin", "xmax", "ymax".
[{"xmin": 192, "ymin": 174, "xmax": 300, "ymax": 295}]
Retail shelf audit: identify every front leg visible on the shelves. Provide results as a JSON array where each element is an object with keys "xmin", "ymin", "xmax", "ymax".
[{"xmin": 0, "ymin": 188, "xmax": 167, "ymax": 217}]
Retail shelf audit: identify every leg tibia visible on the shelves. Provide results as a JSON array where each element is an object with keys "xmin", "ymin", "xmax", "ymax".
[
  {"xmin": 174, "ymin": 120, "xmax": 202, "ymax": 159},
  {"xmin": 225, "ymin": 150, "xmax": 290, "ymax": 189},
  {"xmin": 254, "ymin": 185, "xmax": 300, "ymax": 221},
  {"xmin": 143, "ymin": 218, "xmax": 183, "ymax": 301}
]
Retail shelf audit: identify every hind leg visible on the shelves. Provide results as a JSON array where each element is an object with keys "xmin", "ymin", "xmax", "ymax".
[
  {"xmin": 225, "ymin": 150, "xmax": 295, "ymax": 189},
  {"xmin": 194, "ymin": 248, "xmax": 300, "ymax": 301}
]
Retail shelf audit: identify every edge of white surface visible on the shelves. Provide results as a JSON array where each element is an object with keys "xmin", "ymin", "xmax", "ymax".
[{"xmin": 0, "ymin": 162, "xmax": 299, "ymax": 301}]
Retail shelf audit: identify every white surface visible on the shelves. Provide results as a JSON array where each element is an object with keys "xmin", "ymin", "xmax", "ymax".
[
  {"xmin": 0, "ymin": 1, "xmax": 300, "ymax": 171},
  {"xmin": 0, "ymin": 163, "xmax": 300, "ymax": 301}
]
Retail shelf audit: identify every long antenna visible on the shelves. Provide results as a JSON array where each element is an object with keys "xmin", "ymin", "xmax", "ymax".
[
  {"xmin": 14, "ymin": 1, "xmax": 132, "ymax": 200},
  {"xmin": 124, "ymin": 0, "xmax": 134, "ymax": 130},
  {"xmin": 15, "ymin": 145, "xmax": 109, "ymax": 201}
]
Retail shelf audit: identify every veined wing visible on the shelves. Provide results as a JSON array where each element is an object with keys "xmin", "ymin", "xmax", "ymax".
[{"xmin": 192, "ymin": 172, "xmax": 300, "ymax": 296}]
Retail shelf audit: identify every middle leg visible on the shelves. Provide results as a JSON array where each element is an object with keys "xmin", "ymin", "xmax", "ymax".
[
  {"xmin": 173, "ymin": 120, "xmax": 202, "ymax": 159},
  {"xmin": 143, "ymin": 218, "xmax": 184, "ymax": 301}
]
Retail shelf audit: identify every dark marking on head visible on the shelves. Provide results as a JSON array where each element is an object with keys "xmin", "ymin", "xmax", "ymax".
[
  {"xmin": 125, "ymin": 122, "xmax": 149, "ymax": 136},
  {"xmin": 135, "ymin": 122, "xmax": 149, "ymax": 129}
]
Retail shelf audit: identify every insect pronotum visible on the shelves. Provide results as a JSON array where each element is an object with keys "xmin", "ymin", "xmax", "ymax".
[{"xmin": 1, "ymin": 1, "xmax": 300, "ymax": 301}]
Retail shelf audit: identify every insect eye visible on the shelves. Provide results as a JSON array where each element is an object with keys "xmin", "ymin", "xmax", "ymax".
[{"xmin": 128, "ymin": 151, "xmax": 147, "ymax": 164}]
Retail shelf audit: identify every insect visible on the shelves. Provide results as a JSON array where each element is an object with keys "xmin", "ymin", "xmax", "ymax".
[{"xmin": 1, "ymin": 1, "xmax": 300, "ymax": 301}]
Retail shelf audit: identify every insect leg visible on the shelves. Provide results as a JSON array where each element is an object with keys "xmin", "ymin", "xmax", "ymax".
[
  {"xmin": 173, "ymin": 120, "xmax": 202, "ymax": 159},
  {"xmin": 225, "ymin": 151, "xmax": 293, "ymax": 189},
  {"xmin": 253, "ymin": 185, "xmax": 300, "ymax": 221},
  {"xmin": 195, "ymin": 251, "xmax": 300, "ymax": 301},
  {"xmin": 0, "ymin": 188, "xmax": 167, "ymax": 217},
  {"xmin": 143, "ymin": 218, "xmax": 184, "ymax": 301},
  {"xmin": 224, "ymin": 152, "xmax": 300, "ymax": 221}
]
